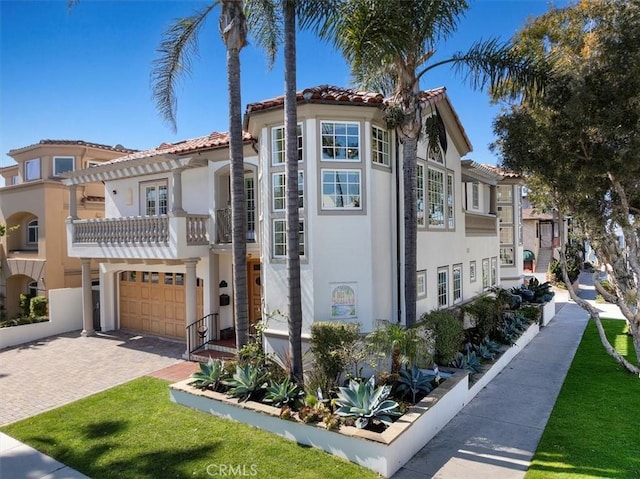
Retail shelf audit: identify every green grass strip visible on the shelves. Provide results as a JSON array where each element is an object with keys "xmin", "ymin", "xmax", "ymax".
[
  {"xmin": 526, "ymin": 319, "xmax": 640, "ymax": 479},
  {"xmin": 1, "ymin": 376, "xmax": 378, "ymax": 479}
]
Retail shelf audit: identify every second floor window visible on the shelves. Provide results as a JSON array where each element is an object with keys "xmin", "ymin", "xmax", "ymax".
[
  {"xmin": 428, "ymin": 167, "xmax": 445, "ymax": 227},
  {"xmin": 53, "ymin": 157, "xmax": 74, "ymax": 176},
  {"xmin": 321, "ymin": 121, "xmax": 360, "ymax": 161},
  {"xmin": 272, "ymin": 171, "xmax": 304, "ymax": 212},
  {"xmin": 417, "ymin": 163, "xmax": 425, "ymax": 226},
  {"xmin": 472, "ymin": 182, "xmax": 479, "ymax": 209},
  {"xmin": 27, "ymin": 219, "xmax": 38, "ymax": 244},
  {"xmin": 272, "ymin": 124, "xmax": 303, "ymax": 165},
  {"xmin": 321, "ymin": 169, "xmax": 361, "ymax": 209},
  {"xmin": 25, "ymin": 158, "xmax": 40, "ymax": 181},
  {"xmin": 371, "ymin": 125, "xmax": 390, "ymax": 166},
  {"xmin": 142, "ymin": 181, "xmax": 168, "ymax": 216}
]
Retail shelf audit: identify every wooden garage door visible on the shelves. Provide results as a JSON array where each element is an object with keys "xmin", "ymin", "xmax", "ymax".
[{"xmin": 119, "ymin": 271, "xmax": 203, "ymax": 339}]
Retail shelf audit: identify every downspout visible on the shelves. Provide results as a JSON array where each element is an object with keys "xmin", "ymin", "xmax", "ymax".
[{"xmin": 395, "ymin": 133, "xmax": 402, "ymax": 324}]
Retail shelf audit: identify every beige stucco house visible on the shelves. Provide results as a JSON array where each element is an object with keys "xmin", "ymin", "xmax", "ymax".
[{"xmin": 0, "ymin": 140, "xmax": 135, "ymax": 318}]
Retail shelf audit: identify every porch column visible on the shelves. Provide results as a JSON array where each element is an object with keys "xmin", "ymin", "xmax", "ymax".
[
  {"xmin": 80, "ymin": 258, "xmax": 94, "ymax": 337},
  {"xmin": 67, "ymin": 184, "xmax": 78, "ymax": 220},
  {"xmin": 184, "ymin": 258, "xmax": 198, "ymax": 355},
  {"xmin": 489, "ymin": 185, "xmax": 497, "ymax": 215},
  {"xmin": 171, "ymin": 169, "xmax": 186, "ymax": 216}
]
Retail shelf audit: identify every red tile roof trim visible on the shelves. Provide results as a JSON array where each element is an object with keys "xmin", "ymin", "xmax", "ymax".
[
  {"xmin": 104, "ymin": 131, "xmax": 254, "ymax": 165},
  {"xmin": 8, "ymin": 139, "xmax": 136, "ymax": 155}
]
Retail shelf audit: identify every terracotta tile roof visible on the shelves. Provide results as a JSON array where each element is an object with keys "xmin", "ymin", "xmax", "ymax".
[
  {"xmin": 104, "ymin": 131, "xmax": 253, "ymax": 164},
  {"xmin": 8, "ymin": 139, "xmax": 136, "ymax": 155},
  {"xmin": 246, "ymin": 85, "xmax": 385, "ymax": 114},
  {"xmin": 482, "ymin": 164, "xmax": 521, "ymax": 178}
]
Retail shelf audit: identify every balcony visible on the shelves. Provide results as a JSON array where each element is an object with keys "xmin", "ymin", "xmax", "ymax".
[
  {"xmin": 464, "ymin": 211, "xmax": 497, "ymax": 237},
  {"xmin": 67, "ymin": 214, "xmax": 210, "ymax": 260},
  {"xmin": 215, "ymin": 207, "xmax": 256, "ymax": 244}
]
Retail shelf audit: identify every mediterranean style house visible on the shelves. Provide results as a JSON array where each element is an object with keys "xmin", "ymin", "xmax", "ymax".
[
  {"xmin": 0, "ymin": 140, "xmax": 135, "ymax": 319},
  {"xmin": 62, "ymin": 85, "xmax": 518, "ymax": 356}
]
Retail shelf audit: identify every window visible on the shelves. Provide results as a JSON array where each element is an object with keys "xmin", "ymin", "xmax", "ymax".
[
  {"xmin": 273, "ymin": 219, "xmax": 304, "ymax": 257},
  {"xmin": 272, "ymin": 124, "xmax": 303, "ymax": 165},
  {"xmin": 428, "ymin": 167, "xmax": 445, "ymax": 227},
  {"xmin": 453, "ymin": 264, "xmax": 462, "ymax": 303},
  {"xmin": 28, "ymin": 281, "xmax": 38, "ymax": 297},
  {"xmin": 417, "ymin": 163, "xmax": 425, "ymax": 226},
  {"xmin": 53, "ymin": 156, "xmax": 74, "ymax": 176},
  {"xmin": 491, "ymin": 257, "xmax": 498, "ymax": 287},
  {"xmin": 500, "ymin": 226, "xmax": 514, "ymax": 244},
  {"xmin": 469, "ymin": 261, "xmax": 477, "ymax": 282},
  {"xmin": 371, "ymin": 125, "xmax": 390, "ymax": 166},
  {"xmin": 321, "ymin": 121, "xmax": 360, "ymax": 161},
  {"xmin": 11, "ymin": 175, "xmax": 19, "ymax": 185},
  {"xmin": 417, "ymin": 270, "xmax": 427, "ymax": 299},
  {"xmin": 321, "ymin": 169, "xmax": 361, "ymax": 209},
  {"xmin": 482, "ymin": 258, "xmax": 490, "ymax": 290},
  {"xmin": 472, "ymin": 182, "xmax": 479, "ymax": 209},
  {"xmin": 498, "ymin": 205, "xmax": 513, "ymax": 223},
  {"xmin": 437, "ymin": 268, "xmax": 448, "ymax": 307},
  {"xmin": 447, "ymin": 172, "xmax": 455, "ymax": 229},
  {"xmin": 25, "ymin": 158, "xmax": 40, "ymax": 181},
  {"xmin": 497, "ymin": 185, "xmax": 512, "ymax": 202},
  {"xmin": 272, "ymin": 171, "xmax": 304, "ymax": 212},
  {"xmin": 429, "ymin": 144, "xmax": 444, "ymax": 164},
  {"xmin": 141, "ymin": 180, "xmax": 168, "ymax": 216},
  {"xmin": 500, "ymin": 247, "xmax": 515, "ymax": 266},
  {"xmin": 245, "ymin": 175, "xmax": 256, "ymax": 241},
  {"xmin": 27, "ymin": 220, "xmax": 38, "ymax": 244}
]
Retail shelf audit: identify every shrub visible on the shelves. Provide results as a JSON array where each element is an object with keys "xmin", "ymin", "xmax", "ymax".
[
  {"xmin": 463, "ymin": 296, "xmax": 500, "ymax": 340},
  {"xmin": 520, "ymin": 305, "xmax": 541, "ymax": 324},
  {"xmin": 19, "ymin": 293, "xmax": 32, "ymax": 317},
  {"xmin": 550, "ymin": 242, "xmax": 581, "ymax": 284},
  {"xmin": 366, "ymin": 322, "xmax": 433, "ymax": 374},
  {"xmin": 310, "ymin": 322, "xmax": 360, "ymax": 388},
  {"xmin": 30, "ymin": 295, "xmax": 47, "ymax": 318},
  {"xmin": 418, "ymin": 311, "xmax": 464, "ymax": 365}
]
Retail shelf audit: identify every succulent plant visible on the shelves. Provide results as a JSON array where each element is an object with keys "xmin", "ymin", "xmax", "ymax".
[
  {"xmin": 335, "ymin": 376, "xmax": 401, "ymax": 429},
  {"xmin": 450, "ymin": 350, "xmax": 484, "ymax": 375},
  {"xmin": 222, "ymin": 363, "xmax": 268, "ymax": 402},
  {"xmin": 395, "ymin": 365, "xmax": 435, "ymax": 403},
  {"xmin": 263, "ymin": 377, "xmax": 304, "ymax": 408},
  {"xmin": 190, "ymin": 358, "xmax": 224, "ymax": 391}
]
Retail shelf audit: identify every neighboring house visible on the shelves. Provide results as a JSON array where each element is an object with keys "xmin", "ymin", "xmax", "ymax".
[
  {"xmin": 64, "ymin": 85, "xmax": 502, "ymax": 356},
  {"xmin": 480, "ymin": 164, "xmax": 525, "ymax": 287},
  {"xmin": 521, "ymin": 195, "xmax": 562, "ymax": 274},
  {"xmin": 0, "ymin": 140, "xmax": 135, "ymax": 318}
]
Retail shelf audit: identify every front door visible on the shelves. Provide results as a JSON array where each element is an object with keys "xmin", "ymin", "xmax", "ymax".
[
  {"xmin": 540, "ymin": 222, "xmax": 553, "ymax": 248},
  {"xmin": 247, "ymin": 259, "xmax": 261, "ymax": 332}
]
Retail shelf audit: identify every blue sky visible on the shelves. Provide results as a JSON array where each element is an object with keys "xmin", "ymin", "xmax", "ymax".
[{"xmin": 0, "ymin": 0, "xmax": 566, "ymax": 178}]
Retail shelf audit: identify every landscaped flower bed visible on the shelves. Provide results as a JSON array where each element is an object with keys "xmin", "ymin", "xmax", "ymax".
[{"xmin": 171, "ymin": 289, "xmax": 549, "ymax": 477}]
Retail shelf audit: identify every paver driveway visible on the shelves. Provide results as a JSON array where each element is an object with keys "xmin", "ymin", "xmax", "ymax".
[{"xmin": 0, "ymin": 330, "xmax": 185, "ymax": 426}]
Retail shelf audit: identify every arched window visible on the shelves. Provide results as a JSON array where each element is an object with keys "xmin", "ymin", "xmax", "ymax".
[
  {"xmin": 27, "ymin": 220, "xmax": 38, "ymax": 244},
  {"xmin": 28, "ymin": 281, "xmax": 38, "ymax": 297}
]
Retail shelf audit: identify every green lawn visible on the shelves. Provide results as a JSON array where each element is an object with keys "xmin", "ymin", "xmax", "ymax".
[
  {"xmin": 526, "ymin": 319, "xmax": 640, "ymax": 479},
  {"xmin": 1, "ymin": 376, "xmax": 379, "ymax": 479}
]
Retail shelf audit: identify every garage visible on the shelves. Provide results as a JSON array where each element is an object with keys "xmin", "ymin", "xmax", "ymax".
[{"xmin": 119, "ymin": 271, "xmax": 203, "ymax": 339}]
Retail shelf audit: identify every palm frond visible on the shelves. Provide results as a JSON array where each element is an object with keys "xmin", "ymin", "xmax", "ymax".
[
  {"xmin": 151, "ymin": 3, "xmax": 218, "ymax": 132},
  {"xmin": 246, "ymin": 0, "xmax": 282, "ymax": 69}
]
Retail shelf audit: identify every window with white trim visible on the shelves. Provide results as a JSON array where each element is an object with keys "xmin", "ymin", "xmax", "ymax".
[
  {"xmin": 429, "ymin": 144, "xmax": 444, "ymax": 164},
  {"xmin": 27, "ymin": 219, "xmax": 38, "ymax": 244},
  {"xmin": 453, "ymin": 264, "xmax": 462, "ymax": 303},
  {"xmin": 25, "ymin": 158, "xmax": 40, "ymax": 181},
  {"xmin": 469, "ymin": 260, "xmax": 477, "ymax": 282},
  {"xmin": 447, "ymin": 172, "xmax": 455, "ymax": 229},
  {"xmin": 272, "ymin": 124, "xmax": 303, "ymax": 165},
  {"xmin": 500, "ymin": 247, "xmax": 515, "ymax": 266},
  {"xmin": 272, "ymin": 171, "xmax": 304, "ymax": 212},
  {"xmin": 428, "ymin": 167, "xmax": 445, "ymax": 227},
  {"xmin": 500, "ymin": 226, "xmax": 514, "ymax": 244},
  {"xmin": 498, "ymin": 205, "xmax": 513, "ymax": 223},
  {"xmin": 497, "ymin": 185, "xmax": 512, "ymax": 202},
  {"xmin": 417, "ymin": 270, "xmax": 427, "ymax": 299},
  {"xmin": 321, "ymin": 169, "xmax": 361, "ymax": 209},
  {"xmin": 417, "ymin": 163, "xmax": 425, "ymax": 226},
  {"xmin": 437, "ymin": 268, "xmax": 449, "ymax": 308},
  {"xmin": 273, "ymin": 219, "xmax": 304, "ymax": 257},
  {"xmin": 371, "ymin": 125, "xmax": 390, "ymax": 166},
  {"xmin": 141, "ymin": 180, "xmax": 168, "ymax": 216},
  {"xmin": 321, "ymin": 121, "xmax": 359, "ymax": 161},
  {"xmin": 53, "ymin": 156, "xmax": 74, "ymax": 176},
  {"xmin": 471, "ymin": 182, "xmax": 479, "ymax": 209},
  {"xmin": 482, "ymin": 258, "xmax": 490, "ymax": 290},
  {"xmin": 491, "ymin": 257, "xmax": 498, "ymax": 287},
  {"xmin": 11, "ymin": 175, "xmax": 19, "ymax": 185}
]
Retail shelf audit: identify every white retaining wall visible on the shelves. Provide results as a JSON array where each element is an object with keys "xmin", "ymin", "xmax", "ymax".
[{"xmin": 0, "ymin": 287, "xmax": 83, "ymax": 350}]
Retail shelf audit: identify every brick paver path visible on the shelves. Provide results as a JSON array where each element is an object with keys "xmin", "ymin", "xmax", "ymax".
[{"xmin": 0, "ymin": 330, "xmax": 186, "ymax": 426}]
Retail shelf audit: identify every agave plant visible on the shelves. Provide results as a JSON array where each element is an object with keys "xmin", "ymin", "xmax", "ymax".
[
  {"xmin": 190, "ymin": 358, "xmax": 224, "ymax": 391},
  {"xmin": 335, "ymin": 376, "xmax": 401, "ymax": 429},
  {"xmin": 263, "ymin": 377, "xmax": 304, "ymax": 408},
  {"xmin": 396, "ymin": 365, "xmax": 435, "ymax": 403},
  {"xmin": 450, "ymin": 350, "xmax": 484, "ymax": 375},
  {"xmin": 222, "ymin": 363, "xmax": 268, "ymax": 402}
]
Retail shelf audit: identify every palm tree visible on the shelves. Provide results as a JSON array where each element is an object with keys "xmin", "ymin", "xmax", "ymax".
[
  {"xmin": 152, "ymin": 0, "xmax": 251, "ymax": 348},
  {"xmin": 303, "ymin": 0, "xmax": 546, "ymax": 326}
]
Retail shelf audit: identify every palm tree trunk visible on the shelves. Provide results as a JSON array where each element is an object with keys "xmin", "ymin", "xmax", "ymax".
[
  {"xmin": 284, "ymin": 0, "xmax": 303, "ymax": 382},
  {"xmin": 221, "ymin": 0, "xmax": 249, "ymax": 349},
  {"xmin": 403, "ymin": 135, "xmax": 419, "ymax": 326}
]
